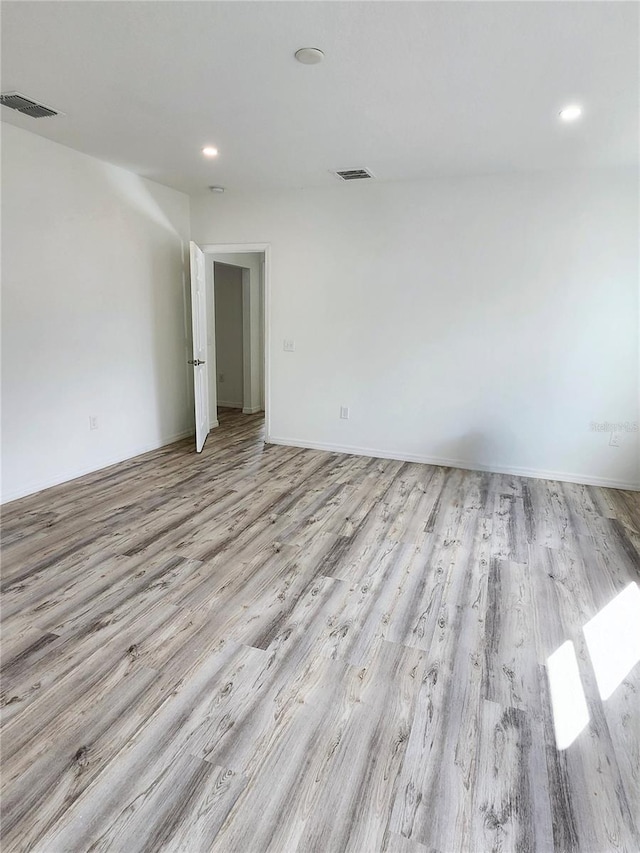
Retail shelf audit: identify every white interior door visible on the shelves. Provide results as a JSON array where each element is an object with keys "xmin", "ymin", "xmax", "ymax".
[{"xmin": 189, "ymin": 241, "xmax": 210, "ymax": 452}]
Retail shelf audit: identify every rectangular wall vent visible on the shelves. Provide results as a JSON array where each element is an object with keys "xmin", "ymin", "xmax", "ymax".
[
  {"xmin": 0, "ymin": 92, "xmax": 61, "ymax": 118},
  {"xmin": 332, "ymin": 168, "xmax": 375, "ymax": 181}
]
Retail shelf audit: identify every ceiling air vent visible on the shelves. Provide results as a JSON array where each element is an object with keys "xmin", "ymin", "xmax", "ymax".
[
  {"xmin": 332, "ymin": 168, "xmax": 375, "ymax": 181},
  {"xmin": 0, "ymin": 92, "xmax": 61, "ymax": 118}
]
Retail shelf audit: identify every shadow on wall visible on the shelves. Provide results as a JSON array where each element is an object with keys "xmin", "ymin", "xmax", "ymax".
[
  {"xmin": 430, "ymin": 429, "xmax": 518, "ymax": 470},
  {"xmin": 99, "ymin": 163, "xmax": 193, "ymax": 442},
  {"xmin": 100, "ymin": 164, "xmax": 185, "ymax": 236},
  {"xmin": 149, "ymin": 243, "xmax": 194, "ymax": 438}
]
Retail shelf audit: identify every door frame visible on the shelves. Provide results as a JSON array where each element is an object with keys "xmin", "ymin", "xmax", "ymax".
[{"xmin": 201, "ymin": 243, "xmax": 271, "ymax": 441}]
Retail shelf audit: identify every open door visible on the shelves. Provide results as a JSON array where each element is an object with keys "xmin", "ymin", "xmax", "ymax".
[{"xmin": 189, "ymin": 241, "xmax": 210, "ymax": 452}]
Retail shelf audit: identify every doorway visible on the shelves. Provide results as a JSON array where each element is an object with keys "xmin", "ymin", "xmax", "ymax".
[
  {"xmin": 188, "ymin": 242, "xmax": 270, "ymax": 453},
  {"xmin": 212, "ymin": 262, "xmax": 244, "ymax": 413},
  {"xmin": 207, "ymin": 249, "xmax": 266, "ymax": 429}
]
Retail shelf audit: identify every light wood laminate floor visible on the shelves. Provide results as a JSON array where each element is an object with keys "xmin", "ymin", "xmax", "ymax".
[{"xmin": 1, "ymin": 409, "xmax": 639, "ymax": 853}]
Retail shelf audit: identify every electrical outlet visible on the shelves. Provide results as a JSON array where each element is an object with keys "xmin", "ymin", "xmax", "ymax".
[
  {"xmin": 283, "ymin": 339, "xmax": 295, "ymax": 352},
  {"xmin": 609, "ymin": 432, "xmax": 620, "ymax": 447},
  {"xmin": 340, "ymin": 406, "xmax": 349, "ymax": 420},
  {"xmin": 89, "ymin": 416, "xmax": 98, "ymax": 431}
]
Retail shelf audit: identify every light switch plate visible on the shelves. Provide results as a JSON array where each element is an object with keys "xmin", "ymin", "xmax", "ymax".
[{"xmin": 283, "ymin": 339, "xmax": 295, "ymax": 352}]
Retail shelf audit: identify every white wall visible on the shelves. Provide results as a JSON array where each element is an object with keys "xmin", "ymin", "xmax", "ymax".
[
  {"xmin": 2, "ymin": 124, "xmax": 193, "ymax": 502},
  {"xmin": 213, "ymin": 263, "xmax": 244, "ymax": 408},
  {"xmin": 191, "ymin": 169, "xmax": 639, "ymax": 489}
]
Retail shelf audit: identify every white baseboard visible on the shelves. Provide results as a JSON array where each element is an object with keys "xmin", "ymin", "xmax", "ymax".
[
  {"xmin": 7, "ymin": 428, "xmax": 635, "ymax": 507},
  {"xmin": 217, "ymin": 402, "xmax": 261, "ymax": 414},
  {"xmin": 1, "ymin": 427, "xmax": 195, "ymax": 505},
  {"xmin": 266, "ymin": 436, "xmax": 640, "ymax": 491},
  {"xmin": 210, "ymin": 419, "xmax": 220, "ymax": 429}
]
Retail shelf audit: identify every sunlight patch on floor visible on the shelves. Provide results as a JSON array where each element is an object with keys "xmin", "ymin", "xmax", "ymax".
[
  {"xmin": 547, "ymin": 640, "xmax": 590, "ymax": 750},
  {"xmin": 583, "ymin": 582, "xmax": 640, "ymax": 701}
]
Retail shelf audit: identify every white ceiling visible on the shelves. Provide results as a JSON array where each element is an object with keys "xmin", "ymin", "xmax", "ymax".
[{"xmin": 2, "ymin": 1, "xmax": 638, "ymax": 194}]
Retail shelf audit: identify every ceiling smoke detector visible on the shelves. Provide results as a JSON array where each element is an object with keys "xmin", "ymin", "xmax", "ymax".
[
  {"xmin": 295, "ymin": 47, "xmax": 324, "ymax": 65},
  {"xmin": 0, "ymin": 91, "xmax": 62, "ymax": 118},
  {"xmin": 332, "ymin": 168, "xmax": 375, "ymax": 181}
]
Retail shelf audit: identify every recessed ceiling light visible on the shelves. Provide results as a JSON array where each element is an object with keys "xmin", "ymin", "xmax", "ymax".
[
  {"xmin": 295, "ymin": 47, "xmax": 324, "ymax": 65},
  {"xmin": 202, "ymin": 146, "xmax": 218, "ymax": 157},
  {"xmin": 559, "ymin": 105, "xmax": 582, "ymax": 122}
]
